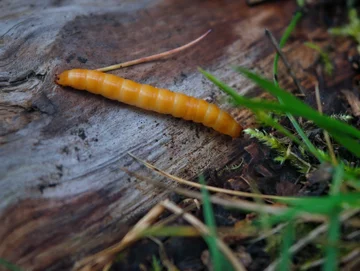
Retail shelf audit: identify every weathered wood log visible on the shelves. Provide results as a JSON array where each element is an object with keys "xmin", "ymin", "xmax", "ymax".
[{"xmin": 0, "ymin": 0, "xmax": 354, "ymax": 270}]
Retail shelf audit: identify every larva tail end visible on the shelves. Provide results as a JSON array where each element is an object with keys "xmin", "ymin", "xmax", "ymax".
[
  {"xmin": 55, "ymin": 71, "xmax": 69, "ymax": 86},
  {"xmin": 230, "ymin": 123, "xmax": 243, "ymax": 138}
]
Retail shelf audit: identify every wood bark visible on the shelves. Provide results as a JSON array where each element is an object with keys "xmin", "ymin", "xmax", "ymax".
[{"xmin": 0, "ymin": 0, "xmax": 354, "ymax": 270}]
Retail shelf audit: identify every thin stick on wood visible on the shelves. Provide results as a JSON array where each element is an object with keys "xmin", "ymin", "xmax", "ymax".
[
  {"xmin": 265, "ymin": 29, "xmax": 305, "ymax": 95},
  {"xmin": 314, "ymin": 82, "xmax": 337, "ymax": 165},
  {"xmin": 127, "ymin": 152, "xmax": 296, "ymax": 201},
  {"xmin": 264, "ymin": 209, "xmax": 359, "ymax": 271},
  {"xmin": 74, "ymin": 203, "xmax": 165, "ymax": 271},
  {"xmin": 161, "ymin": 199, "xmax": 248, "ymax": 271},
  {"xmin": 96, "ymin": 29, "xmax": 211, "ymax": 72}
]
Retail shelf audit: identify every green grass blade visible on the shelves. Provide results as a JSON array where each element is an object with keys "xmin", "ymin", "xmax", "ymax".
[
  {"xmin": 271, "ymin": 6, "xmax": 321, "ymax": 164},
  {"xmin": 273, "ymin": 11, "xmax": 303, "ymax": 83},
  {"xmin": 330, "ymin": 133, "xmax": 360, "ymax": 159},
  {"xmin": 276, "ymin": 107, "xmax": 324, "ymax": 162},
  {"xmin": 201, "ymin": 67, "xmax": 360, "ymax": 140},
  {"xmin": 199, "ymin": 68, "xmax": 360, "ymax": 158},
  {"xmin": 234, "ymin": 67, "xmax": 360, "ymax": 140},
  {"xmin": 278, "ymin": 193, "xmax": 360, "ymax": 210},
  {"xmin": 279, "ymin": 222, "xmax": 295, "ymax": 271},
  {"xmin": 323, "ymin": 164, "xmax": 343, "ymax": 271},
  {"xmin": 323, "ymin": 211, "xmax": 340, "ymax": 271},
  {"xmin": 199, "ymin": 175, "xmax": 229, "ymax": 271},
  {"xmin": 330, "ymin": 163, "xmax": 344, "ymax": 195},
  {"xmin": 255, "ymin": 112, "xmax": 303, "ymax": 147},
  {"xmin": 151, "ymin": 256, "xmax": 162, "ymax": 271}
]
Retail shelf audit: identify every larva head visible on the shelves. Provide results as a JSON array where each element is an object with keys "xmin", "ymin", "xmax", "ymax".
[{"xmin": 55, "ymin": 70, "xmax": 70, "ymax": 86}]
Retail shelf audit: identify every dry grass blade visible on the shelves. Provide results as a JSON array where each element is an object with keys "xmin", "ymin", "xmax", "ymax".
[
  {"xmin": 128, "ymin": 152, "xmax": 295, "ymax": 201},
  {"xmin": 154, "ymin": 200, "xmax": 199, "ymax": 228},
  {"xmin": 265, "ymin": 209, "xmax": 360, "ymax": 271},
  {"xmin": 73, "ymin": 203, "xmax": 165, "ymax": 271},
  {"xmin": 161, "ymin": 199, "xmax": 247, "ymax": 271},
  {"xmin": 121, "ymin": 167, "xmax": 326, "ymax": 221},
  {"xmin": 96, "ymin": 29, "xmax": 211, "ymax": 72}
]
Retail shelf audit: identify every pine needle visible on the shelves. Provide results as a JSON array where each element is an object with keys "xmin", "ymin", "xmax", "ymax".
[{"xmin": 96, "ymin": 30, "xmax": 211, "ymax": 72}]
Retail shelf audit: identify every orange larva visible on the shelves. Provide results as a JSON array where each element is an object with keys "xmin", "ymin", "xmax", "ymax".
[{"xmin": 56, "ymin": 69, "xmax": 242, "ymax": 137}]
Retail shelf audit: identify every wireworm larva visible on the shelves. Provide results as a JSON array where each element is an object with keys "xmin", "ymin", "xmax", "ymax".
[{"xmin": 56, "ymin": 69, "xmax": 242, "ymax": 137}]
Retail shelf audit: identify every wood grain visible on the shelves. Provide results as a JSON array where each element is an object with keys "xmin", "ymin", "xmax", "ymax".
[{"xmin": 0, "ymin": 0, "xmax": 354, "ymax": 269}]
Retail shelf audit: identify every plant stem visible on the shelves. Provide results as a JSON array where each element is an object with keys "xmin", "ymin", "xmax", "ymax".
[
  {"xmin": 271, "ymin": 10, "xmax": 324, "ymax": 162},
  {"xmin": 273, "ymin": 11, "xmax": 303, "ymax": 85}
]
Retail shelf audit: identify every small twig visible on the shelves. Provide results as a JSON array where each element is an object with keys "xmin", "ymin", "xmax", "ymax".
[
  {"xmin": 265, "ymin": 209, "xmax": 360, "ymax": 271},
  {"xmin": 128, "ymin": 152, "xmax": 296, "ymax": 201},
  {"xmin": 96, "ymin": 29, "xmax": 211, "ymax": 72},
  {"xmin": 161, "ymin": 199, "xmax": 247, "ymax": 271},
  {"xmin": 315, "ymin": 82, "xmax": 337, "ymax": 165},
  {"xmin": 74, "ymin": 203, "xmax": 165, "ymax": 271},
  {"xmin": 265, "ymin": 29, "xmax": 305, "ymax": 95}
]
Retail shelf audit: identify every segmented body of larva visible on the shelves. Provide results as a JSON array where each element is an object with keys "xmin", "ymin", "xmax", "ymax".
[{"xmin": 56, "ymin": 69, "xmax": 242, "ymax": 137}]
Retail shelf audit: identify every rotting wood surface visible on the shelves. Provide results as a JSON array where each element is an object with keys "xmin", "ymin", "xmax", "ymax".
[{"xmin": 0, "ymin": 0, "xmax": 355, "ymax": 270}]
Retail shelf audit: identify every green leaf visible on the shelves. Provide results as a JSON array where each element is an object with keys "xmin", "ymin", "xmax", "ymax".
[{"xmin": 200, "ymin": 176, "xmax": 233, "ymax": 271}]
